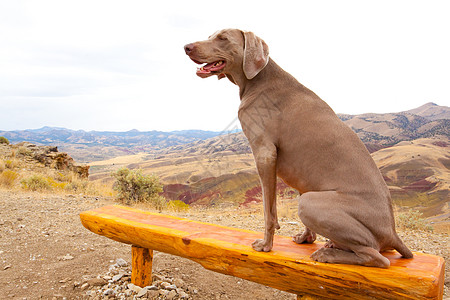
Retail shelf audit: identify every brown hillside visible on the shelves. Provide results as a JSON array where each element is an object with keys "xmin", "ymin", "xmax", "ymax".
[
  {"xmin": 372, "ymin": 137, "xmax": 449, "ymax": 221},
  {"xmin": 403, "ymin": 102, "xmax": 450, "ymax": 121},
  {"xmin": 89, "ymin": 134, "xmax": 449, "ymax": 224}
]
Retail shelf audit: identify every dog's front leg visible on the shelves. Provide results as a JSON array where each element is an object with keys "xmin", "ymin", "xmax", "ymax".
[{"xmin": 252, "ymin": 143, "xmax": 279, "ymax": 252}]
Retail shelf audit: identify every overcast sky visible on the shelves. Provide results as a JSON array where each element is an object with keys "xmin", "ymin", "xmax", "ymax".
[{"xmin": 0, "ymin": 1, "xmax": 449, "ymax": 132}]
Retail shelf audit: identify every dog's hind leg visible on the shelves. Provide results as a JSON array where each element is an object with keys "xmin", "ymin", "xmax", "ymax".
[
  {"xmin": 311, "ymin": 245, "xmax": 390, "ymax": 268},
  {"xmin": 297, "ymin": 191, "xmax": 391, "ymax": 268}
]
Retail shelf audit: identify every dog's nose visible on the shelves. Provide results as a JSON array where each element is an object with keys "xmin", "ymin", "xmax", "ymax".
[{"xmin": 184, "ymin": 43, "xmax": 195, "ymax": 55}]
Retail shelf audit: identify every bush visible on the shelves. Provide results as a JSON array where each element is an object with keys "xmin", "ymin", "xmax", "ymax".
[
  {"xmin": 21, "ymin": 175, "xmax": 52, "ymax": 191},
  {"xmin": 167, "ymin": 200, "xmax": 189, "ymax": 212},
  {"xmin": 17, "ymin": 146, "xmax": 32, "ymax": 156},
  {"xmin": 0, "ymin": 136, "xmax": 9, "ymax": 145},
  {"xmin": 0, "ymin": 170, "xmax": 19, "ymax": 187},
  {"xmin": 396, "ymin": 209, "xmax": 433, "ymax": 232},
  {"xmin": 5, "ymin": 159, "xmax": 18, "ymax": 169},
  {"xmin": 112, "ymin": 168, "xmax": 164, "ymax": 205}
]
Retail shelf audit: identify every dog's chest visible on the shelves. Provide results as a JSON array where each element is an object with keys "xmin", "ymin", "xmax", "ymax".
[{"xmin": 238, "ymin": 96, "xmax": 282, "ymax": 142}]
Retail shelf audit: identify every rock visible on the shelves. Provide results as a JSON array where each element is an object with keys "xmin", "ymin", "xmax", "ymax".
[
  {"xmin": 166, "ymin": 290, "xmax": 177, "ymax": 300},
  {"xmin": 3, "ymin": 265, "xmax": 11, "ymax": 270},
  {"xmin": 87, "ymin": 278, "xmax": 106, "ymax": 287},
  {"xmin": 136, "ymin": 287, "xmax": 148, "ymax": 297},
  {"xmin": 103, "ymin": 288, "xmax": 115, "ymax": 296},
  {"xmin": 103, "ymin": 275, "xmax": 112, "ymax": 281},
  {"xmin": 57, "ymin": 254, "xmax": 74, "ymax": 261},
  {"xmin": 80, "ymin": 283, "xmax": 89, "ymax": 291},
  {"xmin": 152, "ymin": 274, "xmax": 165, "ymax": 281},
  {"xmin": 112, "ymin": 274, "xmax": 123, "ymax": 282},
  {"xmin": 147, "ymin": 290, "xmax": 159, "ymax": 299},
  {"xmin": 146, "ymin": 285, "xmax": 158, "ymax": 290},
  {"xmin": 174, "ymin": 278, "xmax": 185, "ymax": 289},
  {"xmin": 165, "ymin": 284, "xmax": 177, "ymax": 291},
  {"xmin": 159, "ymin": 290, "xmax": 169, "ymax": 296},
  {"xmin": 116, "ymin": 258, "xmax": 128, "ymax": 267},
  {"xmin": 160, "ymin": 281, "xmax": 171, "ymax": 289},
  {"xmin": 179, "ymin": 291, "xmax": 190, "ymax": 299},
  {"xmin": 127, "ymin": 283, "xmax": 142, "ymax": 293}
]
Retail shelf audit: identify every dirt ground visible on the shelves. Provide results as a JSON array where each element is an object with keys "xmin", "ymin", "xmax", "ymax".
[{"xmin": 0, "ymin": 190, "xmax": 448, "ymax": 299}]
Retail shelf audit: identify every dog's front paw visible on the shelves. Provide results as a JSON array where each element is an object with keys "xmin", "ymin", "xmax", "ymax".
[
  {"xmin": 252, "ymin": 239, "xmax": 272, "ymax": 252},
  {"xmin": 293, "ymin": 230, "xmax": 316, "ymax": 244}
]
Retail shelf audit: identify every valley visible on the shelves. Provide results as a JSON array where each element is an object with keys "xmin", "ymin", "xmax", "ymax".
[{"xmin": 2, "ymin": 102, "xmax": 449, "ymax": 227}]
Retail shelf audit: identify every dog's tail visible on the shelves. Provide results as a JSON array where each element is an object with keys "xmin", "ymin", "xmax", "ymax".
[{"xmin": 393, "ymin": 235, "xmax": 413, "ymax": 258}]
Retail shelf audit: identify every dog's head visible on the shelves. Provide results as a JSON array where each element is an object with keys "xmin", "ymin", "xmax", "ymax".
[{"xmin": 184, "ymin": 29, "xmax": 269, "ymax": 83}]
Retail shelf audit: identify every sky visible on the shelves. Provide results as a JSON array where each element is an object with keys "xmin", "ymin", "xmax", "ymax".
[{"xmin": 0, "ymin": 1, "xmax": 449, "ymax": 132}]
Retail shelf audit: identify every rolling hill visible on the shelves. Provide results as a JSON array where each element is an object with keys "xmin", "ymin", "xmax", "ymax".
[
  {"xmin": 2, "ymin": 103, "xmax": 449, "ymax": 221},
  {"xmin": 0, "ymin": 127, "xmax": 226, "ymax": 162},
  {"xmin": 338, "ymin": 102, "xmax": 449, "ymax": 147},
  {"xmin": 1, "ymin": 103, "xmax": 448, "ymax": 161}
]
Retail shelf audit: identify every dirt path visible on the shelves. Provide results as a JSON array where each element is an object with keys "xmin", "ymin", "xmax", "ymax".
[{"xmin": 0, "ymin": 190, "xmax": 448, "ymax": 299}]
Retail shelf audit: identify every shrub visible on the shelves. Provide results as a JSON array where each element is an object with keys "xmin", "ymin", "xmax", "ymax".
[
  {"xmin": 112, "ymin": 168, "xmax": 164, "ymax": 205},
  {"xmin": 0, "ymin": 136, "xmax": 9, "ymax": 145},
  {"xmin": 5, "ymin": 159, "xmax": 17, "ymax": 169},
  {"xmin": 21, "ymin": 175, "xmax": 52, "ymax": 191},
  {"xmin": 0, "ymin": 170, "xmax": 19, "ymax": 187},
  {"xmin": 0, "ymin": 160, "xmax": 5, "ymax": 173},
  {"xmin": 17, "ymin": 146, "xmax": 32, "ymax": 156},
  {"xmin": 153, "ymin": 195, "xmax": 168, "ymax": 211},
  {"xmin": 167, "ymin": 200, "xmax": 189, "ymax": 212},
  {"xmin": 65, "ymin": 178, "xmax": 88, "ymax": 192},
  {"xmin": 396, "ymin": 209, "xmax": 433, "ymax": 232}
]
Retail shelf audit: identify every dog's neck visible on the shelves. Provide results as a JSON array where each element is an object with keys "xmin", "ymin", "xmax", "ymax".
[{"xmin": 227, "ymin": 58, "xmax": 282, "ymax": 99}]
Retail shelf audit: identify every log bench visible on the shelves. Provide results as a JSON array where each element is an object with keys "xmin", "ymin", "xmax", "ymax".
[{"xmin": 79, "ymin": 205, "xmax": 445, "ymax": 299}]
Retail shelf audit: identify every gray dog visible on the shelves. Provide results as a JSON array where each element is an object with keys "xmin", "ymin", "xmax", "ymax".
[{"xmin": 184, "ymin": 29, "xmax": 413, "ymax": 268}]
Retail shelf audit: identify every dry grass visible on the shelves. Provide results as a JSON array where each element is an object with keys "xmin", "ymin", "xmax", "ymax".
[
  {"xmin": 0, "ymin": 169, "xmax": 19, "ymax": 187},
  {"xmin": 394, "ymin": 208, "xmax": 434, "ymax": 232},
  {"xmin": 1, "ymin": 147, "xmax": 114, "ymax": 196}
]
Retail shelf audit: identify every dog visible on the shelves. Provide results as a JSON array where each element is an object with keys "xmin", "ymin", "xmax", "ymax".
[{"xmin": 184, "ymin": 29, "xmax": 413, "ymax": 267}]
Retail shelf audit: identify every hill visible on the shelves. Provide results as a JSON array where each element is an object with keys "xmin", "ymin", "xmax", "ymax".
[
  {"xmin": 1, "ymin": 103, "xmax": 448, "ymax": 162},
  {"xmin": 372, "ymin": 138, "xmax": 449, "ymax": 219},
  {"xmin": 86, "ymin": 103, "xmax": 449, "ymax": 225},
  {"xmin": 0, "ymin": 127, "xmax": 225, "ymax": 163},
  {"xmin": 338, "ymin": 102, "xmax": 449, "ymax": 147}
]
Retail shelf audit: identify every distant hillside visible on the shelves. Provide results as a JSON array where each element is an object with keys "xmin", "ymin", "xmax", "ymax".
[
  {"xmin": 1, "ymin": 102, "xmax": 448, "ymax": 162},
  {"xmin": 0, "ymin": 127, "xmax": 224, "ymax": 162},
  {"xmin": 338, "ymin": 102, "xmax": 449, "ymax": 146},
  {"xmin": 85, "ymin": 103, "xmax": 449, "ymax": 224},
  {"xmin": 372, "ymin": 138, "xmax": 449, "ymax": 220},
  {"xmin": 403, "ymin": 102, "xmax": 450, "ymax": 121}
]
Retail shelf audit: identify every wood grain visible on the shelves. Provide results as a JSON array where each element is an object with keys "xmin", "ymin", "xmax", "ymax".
[
  {"xmin": 131, "ymin": 246, "xmax": 153, "ymax": 287},
  {"xmin": 80, "ymin": 205, "xmax": 445, "ymax": 299}
]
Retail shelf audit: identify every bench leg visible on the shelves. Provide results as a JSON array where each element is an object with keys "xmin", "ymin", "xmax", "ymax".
[{"xmin": 131, "ymin": 246, "xmax": 153, "ymax": 287}]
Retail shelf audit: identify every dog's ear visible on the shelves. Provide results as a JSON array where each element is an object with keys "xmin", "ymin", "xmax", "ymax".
[{"xmin": 243, "ymin": 31, "xmax": 269, "ymax": 80}]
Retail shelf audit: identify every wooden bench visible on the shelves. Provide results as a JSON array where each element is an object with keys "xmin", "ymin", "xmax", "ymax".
[{"xmin": 79, "ymin": 205, "xmax": 445, "ymax": 299}]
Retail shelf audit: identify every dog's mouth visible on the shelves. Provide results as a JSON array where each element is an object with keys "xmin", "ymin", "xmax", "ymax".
[{"xmin": 192, "ymin": 59, "xmax": 226, "ymax": 78}]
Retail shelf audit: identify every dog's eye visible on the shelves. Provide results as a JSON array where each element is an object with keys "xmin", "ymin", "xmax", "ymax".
[{"xmin": 217, "ymin": 35, "xmax": 227, "ymax": 41}]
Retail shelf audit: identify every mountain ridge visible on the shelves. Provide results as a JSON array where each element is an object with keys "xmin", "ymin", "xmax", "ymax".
[{"xmin": 1, "ymin": 102, "xmax": 448, "ymax": 162}]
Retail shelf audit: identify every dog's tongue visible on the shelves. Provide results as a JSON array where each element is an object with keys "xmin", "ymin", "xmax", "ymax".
[{"xmin": 196, "ymin": 61, "xmax": 225, "ymax": 77}]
